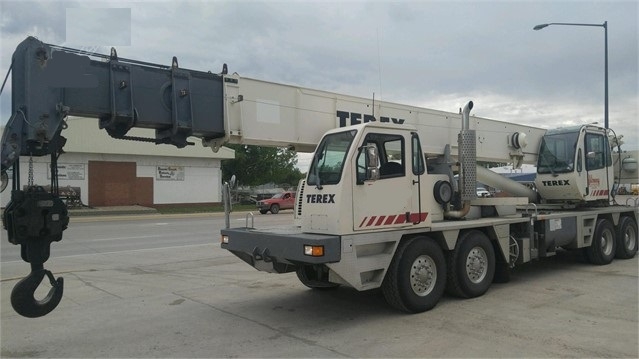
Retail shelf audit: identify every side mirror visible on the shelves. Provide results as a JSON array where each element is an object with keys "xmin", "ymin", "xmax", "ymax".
[
  {"xmin": 229, "ymin": 174, "xmax": 237, "ymax": 189},
  {"xmin": 577, "ymin": 149, "xmax": 582, "ymax": 172},
  {"xmin": 0, "ymin": 171, "xmax": 7, "ymax": 193},
  {"xmin": 366, "ymin": 144, "xmax": 380, "ymax": 181}
]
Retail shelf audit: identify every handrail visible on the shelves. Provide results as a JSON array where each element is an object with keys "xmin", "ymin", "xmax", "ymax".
[{"xmin": 245, "ymin": 212, "xmax": 255, "ymax": 228}]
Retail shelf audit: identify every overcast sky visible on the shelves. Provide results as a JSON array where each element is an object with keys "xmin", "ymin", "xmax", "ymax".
[{"xmin": 1, "ymin": 0, "xmax": 637, "ymax": 172}]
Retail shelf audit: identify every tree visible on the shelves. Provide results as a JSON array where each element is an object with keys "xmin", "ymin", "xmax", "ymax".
[{"xmin": 222, "ymin": 144, "xmax": 305, "ymax": 186}]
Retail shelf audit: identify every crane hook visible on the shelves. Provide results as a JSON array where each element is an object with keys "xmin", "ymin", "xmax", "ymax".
[{"xmin": 11, "ymin": 263, "xmax": 64, "ymax": 318}]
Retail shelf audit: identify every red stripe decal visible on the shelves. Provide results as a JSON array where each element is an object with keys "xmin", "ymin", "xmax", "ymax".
[
  {"xmin": 359, "ymin": 212, "xmax": 429, "ymax": 228},
  {"xmin": 409, "ymin": 212, "xmax": 429, "ymax": 223},
  {"xmin": 394, "ymin": 214, "xmax": 407, "ymax": 224},
  {"xmin": 592, "ymin": 189, "xmax": 609, "ymax": 197}
]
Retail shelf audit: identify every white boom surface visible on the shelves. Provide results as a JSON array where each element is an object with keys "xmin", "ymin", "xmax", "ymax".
[{"xmin": 219, "ymin": 75, "xmax": 547, "ymax": 164}]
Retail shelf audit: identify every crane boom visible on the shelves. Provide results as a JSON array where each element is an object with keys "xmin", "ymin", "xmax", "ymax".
[
  {"xmin": 2, "ymin": 36, "xmax": 545, "ymax": 175},
  {"xmin": 1, "ymin": 37, "xmax": 225, "ymax": 172},
  {"xmin": 216, "ymin": 76, "xmax": 546, "ymax": 166}
]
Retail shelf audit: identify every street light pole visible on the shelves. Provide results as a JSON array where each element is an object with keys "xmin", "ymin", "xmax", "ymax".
[
  {"xmin": 604, "ymin": 21, "xmax": 608, "ymax": 130},
  {"xmin": 533, "ymin": 21, "xmax": 609, "ymax": 129}
]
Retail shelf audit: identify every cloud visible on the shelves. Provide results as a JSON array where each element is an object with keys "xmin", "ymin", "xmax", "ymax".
[
  {"xmin": 66, "ymin": 7, "xmax": 131, "ymax": 46},
  {"xmin": 1, "ymin": 0, "xmax": 637, "ymax": 162}
]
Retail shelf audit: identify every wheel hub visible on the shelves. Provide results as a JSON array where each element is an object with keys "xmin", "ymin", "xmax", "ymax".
[
  {"xmin": 600, "ymin": 229, "xmax": 614, "ymax": 256},
  {"xmin": 410, "ymin": 255, "xmax": 437, "ymax": 296},
  {"xmin": 466, "ymin": 247, "xmax": 488, "ymax": 284},
  {"xmin": 624, "ymin": 226, "xmax": 636, "ymax": 250}
]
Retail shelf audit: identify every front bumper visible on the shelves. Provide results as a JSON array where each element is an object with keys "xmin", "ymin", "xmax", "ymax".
[{"xmin": 220, "ymin": 227, "xmax": 341, "ymax": 273}]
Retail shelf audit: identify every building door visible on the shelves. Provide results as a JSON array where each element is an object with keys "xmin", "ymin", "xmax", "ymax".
[{"xmin": 88, "ymin": 161, "xmax": 153, "ymax": 206}]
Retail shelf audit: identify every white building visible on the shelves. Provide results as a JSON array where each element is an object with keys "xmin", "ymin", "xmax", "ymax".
[{"xmin": 1, "ymin": 118, "xmax": 234, "ymax": 208}]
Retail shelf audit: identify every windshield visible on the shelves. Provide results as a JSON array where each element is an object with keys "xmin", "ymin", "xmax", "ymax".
[
  {"xmin": 537, "ymin": 131, "xmax": 579, "ymax": 174},
  {"xmin": 272, "ymin": 193, "xmax": 284, "ymax": 199},
  {"xmin": 307, "ymin": 130, "xmax": 356, "ymax": 186}
]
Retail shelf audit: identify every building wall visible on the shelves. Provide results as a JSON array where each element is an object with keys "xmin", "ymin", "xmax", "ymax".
[
  {"xmin": 1, "ymin": 117, "xmax": 234, "ymax": 208},
  {"xmin": 1, "ymin": 153, "xmax": 223, "ymax": 207}
]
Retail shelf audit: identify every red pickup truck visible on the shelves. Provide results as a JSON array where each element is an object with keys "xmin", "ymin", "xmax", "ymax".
[{"xmin": 257, "ymin": 191, "xmax": 296, "ymax": 214}]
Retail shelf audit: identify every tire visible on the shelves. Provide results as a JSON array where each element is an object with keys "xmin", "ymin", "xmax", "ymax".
[
  {"xmin": 259, "ymin": 209, "xmax": 268, "ymax": 214},
  {"xmin": 585, "ymin": 218, "xmax": 616, "ymax": 265},
  {"xmin": 615, "ymin": 216, "xmax": 638, "ymax": 259},
  {"xmin": 296, "ymin": 265, "xmax": 340, "ymax": 289},
  {"xmin": 270, "ymin": 204, "xmax": 280, "ymax": 214},
  {"xmin": 433, "ymin": 180, "xmax": 452, "ymax": 204},
  {"xmin": 381, "ymin": 237, "xmax": 446, "ymax": 313},
  {"xmin": 446, "ymin": 230, "xmax": 495, "ymax": 298}
]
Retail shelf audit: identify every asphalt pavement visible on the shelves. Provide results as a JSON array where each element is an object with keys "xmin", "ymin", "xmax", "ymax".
[{"xmin": 1, "ymin": 211, "xmax": 637, "ymax": 358}]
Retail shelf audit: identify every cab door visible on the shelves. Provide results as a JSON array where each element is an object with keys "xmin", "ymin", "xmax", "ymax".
[
  {"xmin": 352, "ymin": 130, "xmax": 417, "ymax": 231},
  {"xmin": 584, "ymin": 131, "xmax": 614, "ymax": 200}
]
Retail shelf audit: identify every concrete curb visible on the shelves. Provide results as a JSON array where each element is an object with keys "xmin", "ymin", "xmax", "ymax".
[{"xmin": 68, "ymin": 207, "xmax": 158, "ymax": 217}]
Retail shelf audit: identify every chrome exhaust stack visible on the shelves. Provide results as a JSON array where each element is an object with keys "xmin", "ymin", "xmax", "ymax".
[{"xmin": 445, "ymin": 101, "xmax": 476, "ymax": 219}]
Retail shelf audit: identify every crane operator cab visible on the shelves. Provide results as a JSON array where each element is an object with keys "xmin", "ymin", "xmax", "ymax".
[{"xmin": 535, "ymin": 125, "xmax": 615, "ymax": 204}]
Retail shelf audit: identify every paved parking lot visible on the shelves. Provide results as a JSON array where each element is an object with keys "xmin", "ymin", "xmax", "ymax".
[{"xmin": 1, "ymin": 214, "xmax": 637, "ymax": 358}]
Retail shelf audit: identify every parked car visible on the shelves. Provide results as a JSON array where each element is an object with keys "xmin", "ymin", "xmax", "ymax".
[
  {"xmin": 257, "ymin": 191, "xmax": 296, "ymax": 214},
  {"xmin": 476, "ymin": 187, "xmax": 491, "ymax": 197}
]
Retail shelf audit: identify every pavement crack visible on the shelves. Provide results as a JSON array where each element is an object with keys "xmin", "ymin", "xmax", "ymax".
[
  {"xmin": 173, "ymin": 292, "xmax": 352, "ymax": 358},
  {"xmin": 69, "ymin": 272, "xmax": 123, "ymax": 299}
]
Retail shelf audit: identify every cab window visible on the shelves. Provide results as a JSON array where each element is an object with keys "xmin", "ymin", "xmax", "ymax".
[
  {"xmin": 411, "ymin": 132, "xmax": 425, "ymax": 175},
  {"xmin": 356, "ymin": 133, "xmax": 404, "ymax": 183},
  {"xmin": 585, "ymin": 133, "xmax": 610, "ymax": 171},
  {"xmin": 307, "ymin": 130, "xmax": 356, "ymax": 186}
]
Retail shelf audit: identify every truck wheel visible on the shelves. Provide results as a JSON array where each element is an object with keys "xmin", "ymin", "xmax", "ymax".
[
  {"xmin": 296, "ymin": 265, "xmax": 339, "ymax": 289},
  {"xmin": 381, "ymin": 237, "xmax": 446, "ymax": 313},
  {"xmin": 615, "ymin": 216, "xmax": 638, "ymax": 259},
  {"xmin": 585, "ymin": 218, "xmax": 616, "ymax": 265},
  {"xmin": 270, "ymin": 204, "xmax": 280, "ymax": 214},
  {"xmin": 446, "ymin": 230, "xmax": 495, "ymax": 298},
  {"xmin": 259, "ymin": 209, "xmax": 268, "ymax": 214}
]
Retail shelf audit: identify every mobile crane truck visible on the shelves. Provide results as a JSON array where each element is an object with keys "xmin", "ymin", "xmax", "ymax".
[{"xmin": 2, "ymin": 37, "xmax": 637, "ymax": 318}]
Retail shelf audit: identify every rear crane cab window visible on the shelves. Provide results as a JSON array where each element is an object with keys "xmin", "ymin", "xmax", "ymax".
[
  {"xmin": 585, "ymin": 132, "xmax": 611, "ymax": 171},
  {"xmin": 537, "ymin": 130, "xmax": 579, "ymax": 174}
]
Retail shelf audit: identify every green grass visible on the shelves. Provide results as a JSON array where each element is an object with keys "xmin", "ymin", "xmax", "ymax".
[{"xmin": 155, "ymin": 204, "xmax": 256, "ymax": 214}]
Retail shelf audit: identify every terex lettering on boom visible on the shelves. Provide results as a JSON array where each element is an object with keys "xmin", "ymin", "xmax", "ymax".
[{"xmin": 337, "ymin": 111, "xmax": 405, "ymax": 127}]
